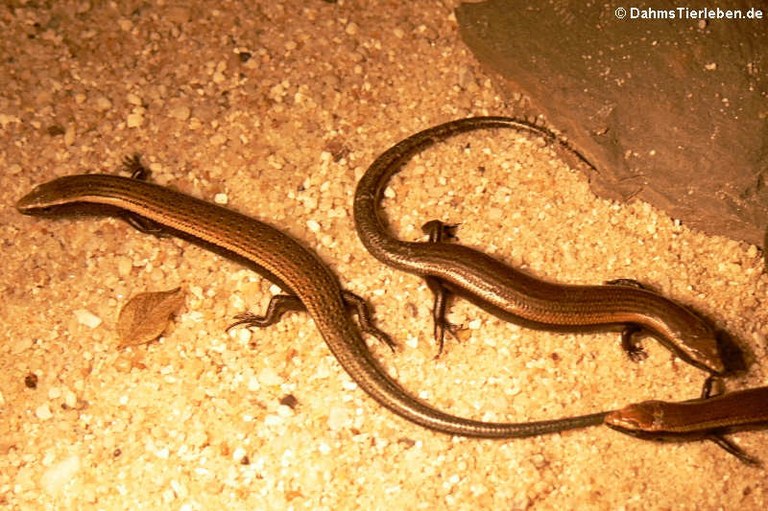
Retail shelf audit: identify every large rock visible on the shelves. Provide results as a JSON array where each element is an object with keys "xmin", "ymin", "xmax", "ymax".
[{"xmin": 456, "ymin": 0, "xmax": 767, "ymax": 247}]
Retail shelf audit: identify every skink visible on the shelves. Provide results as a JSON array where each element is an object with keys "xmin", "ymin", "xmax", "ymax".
[
  {"xmin": 353, "ymin": 116, "xmax": 726, "ymax": 374},
  {"xmin": 605, "ymin": 382, "xmax": 768, "ymax": 465},
  {"xmin": 17, "ymin": 172, "xmax": 608, "ymax": 437}
]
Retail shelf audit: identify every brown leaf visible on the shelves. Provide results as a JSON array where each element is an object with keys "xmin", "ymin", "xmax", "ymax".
[{"xmin": 117, "ymin": 287, "xmax": 185, "ymax": 348}]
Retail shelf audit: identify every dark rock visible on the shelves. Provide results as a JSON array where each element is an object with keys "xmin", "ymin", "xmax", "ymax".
[{"xmin": 456, "ymin": 0, "xmax": 767, "ymax": 247}]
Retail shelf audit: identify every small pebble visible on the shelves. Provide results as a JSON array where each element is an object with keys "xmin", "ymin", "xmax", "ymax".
[
  {"xmin": 126, "ymin": 112, "xmax": 144, "ymax": 128},
  {"xmin": 327, "ymin": 406, "xmax": 352, "ymax": 431},
  {"xmin": 94, "ymin": 95, "xmax": 112, "ymax": 111},
  {"xmin": 232, "ymin": 447, "xmax": 247, "ymax": 462},
  {"xmin": 74, "ymin": 309, "xmax": 102, "ymax": 329},
  {"xmin": 35, "ymin": 403, "xmax": 53, "ymax": 420},
  {"xmin": 166, "ymin": 6, "xmax": 191, "ymax": 24},
  {"xmin": 25, "ymin": 373, "xmax": 38, "ymax": 389},
  {"xmin": 41, "ymin": 455, "xmax": 81, "ymax": 495},
  {"xmin": 169, "ymin": 105, "xmax": 191, "ymax": 121}
]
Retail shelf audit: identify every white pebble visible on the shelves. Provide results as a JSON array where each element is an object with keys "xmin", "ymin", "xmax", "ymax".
[
  {"xmin": 327, "ymin": 406, "xmax": 352, "ymax": 431},
  {"xmin": 64, "ymin": 390, "xmax": 77, "ymax": 408},
  {"xmin": 74, "ymin": 309, "xmax": 102, "ymax": 328},
  {"xmin": 232, "ymin": 447, "xmax": 247, "ymax": 461},
  {"xmin": 35, "ymin": 403, "xmax": 53, "ymax": 420},
  {"xmin": 41, "ymin": 455, "xmax": 81, "ymax": 495},
  {"xmin": 246, "ymin": 375, "xmax": 260, "ymax": 392},
  {"xmin": 258, "ymin": 367, "xmax": 283, "ymax": 386},
  {"xmin": 306, "ymin": 219, "xmax": 321, "ymax": 233}
]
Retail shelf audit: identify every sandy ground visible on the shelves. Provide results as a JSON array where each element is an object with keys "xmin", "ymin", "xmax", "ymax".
[{"xmin": 2, "ymin": 1, "xmax": 767, "ymax": 510}]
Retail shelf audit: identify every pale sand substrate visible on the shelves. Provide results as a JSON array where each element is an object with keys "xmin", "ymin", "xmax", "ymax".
[{"xmin": 2, "ymin": 2, "xmax": 767, "ymax": 510}]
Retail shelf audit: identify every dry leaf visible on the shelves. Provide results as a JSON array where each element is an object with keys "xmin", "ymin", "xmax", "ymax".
[{"xmin": 117, "ymin": 287, "xmax": 185, "ymax": 348}]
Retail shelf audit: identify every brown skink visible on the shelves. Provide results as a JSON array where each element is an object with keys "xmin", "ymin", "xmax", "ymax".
[
  {"xmin": 605, "ymin": 383, "xmax": 768, "ymax": 465},
  {"xmin": 17, "ymin": 172, "xmax": 608, "ymax": 438},
  {"xmin": 353, "ymin": 116, "xmax": 726, "ymax": 374}
]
